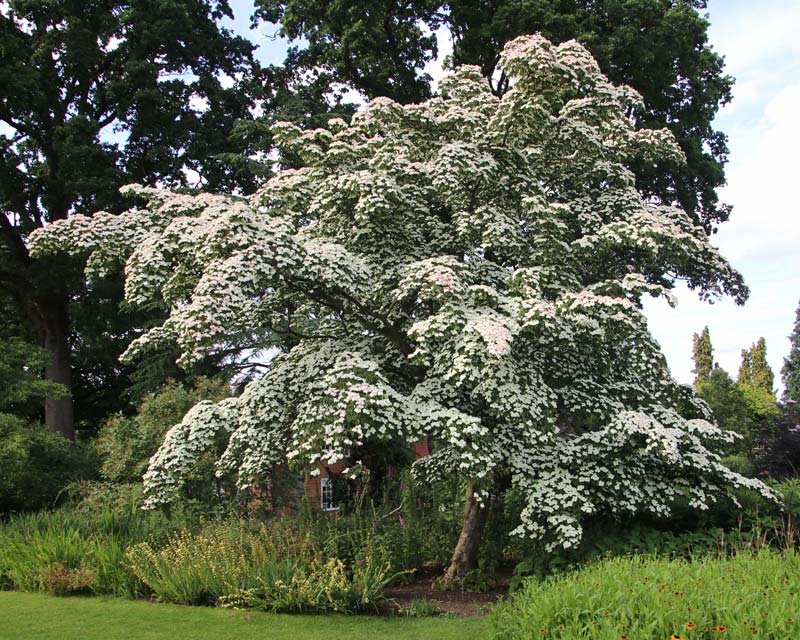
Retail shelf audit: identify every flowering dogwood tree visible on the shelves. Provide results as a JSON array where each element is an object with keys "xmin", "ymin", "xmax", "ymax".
[{"xmin": 31, "ymin": 36, "xmax": 771, "ymax": 584}]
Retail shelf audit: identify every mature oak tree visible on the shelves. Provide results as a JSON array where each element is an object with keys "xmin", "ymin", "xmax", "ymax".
[
  {"xmin": 0, "ymin": 0, "xmax": 262, "ymax": 440},
  {"xmin": 256, "ymin": 0, "xmax": 733, "ymax": 234},
  {"xmin": 32, "ymin": 37, "xmax": 769, "ymax": 583}
]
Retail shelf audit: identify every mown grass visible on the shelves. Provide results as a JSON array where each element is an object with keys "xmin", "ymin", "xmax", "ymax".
[
  {"xmin": 492, "ymin": 550, "xmax": 800, "ymax": 640},
  {"xmin": 0, "ymin": 591, "xmax": 490, "ymax": 640}
]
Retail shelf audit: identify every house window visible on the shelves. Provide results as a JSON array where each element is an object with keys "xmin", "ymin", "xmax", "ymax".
[{"xmin": 320, "ymin": 477, "xmax": 337, "ymax": 511}]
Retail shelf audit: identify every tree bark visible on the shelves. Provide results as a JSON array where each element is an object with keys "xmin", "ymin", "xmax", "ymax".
[
  {"xmin": 33, "ymin": 294, "xmax": 75, "ymax": 442},
  {"xmin": 20, "ymin": 294, "xmax": 75, "ymax": 442},
  {"xmin": 442, "ymin": 479, "xmax": 489, "ymax": 587}
]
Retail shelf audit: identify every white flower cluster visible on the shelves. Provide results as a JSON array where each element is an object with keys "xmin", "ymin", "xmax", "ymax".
[{"xmin": 30, "ymin": 35, "xmax": 767, "ymax": 546}]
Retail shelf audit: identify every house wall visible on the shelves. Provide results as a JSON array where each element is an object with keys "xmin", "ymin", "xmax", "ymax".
[{"xmin": 305, "ymin": 438, "xmax": 430, "ymax": 510}]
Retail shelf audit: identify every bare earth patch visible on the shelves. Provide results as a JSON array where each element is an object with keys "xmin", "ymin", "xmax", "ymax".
[{"xmin": 385, "ymin": 570, "xmax": 509, "ymax": 617}]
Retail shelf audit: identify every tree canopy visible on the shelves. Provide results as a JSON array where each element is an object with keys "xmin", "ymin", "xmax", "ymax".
[
  {"xmin": 256, "ymin": 0, "xmax": 733, "ymax": 234},
  {"xmin": 30, "ymin": 35, "xmax": 767, "ymax": 583}
]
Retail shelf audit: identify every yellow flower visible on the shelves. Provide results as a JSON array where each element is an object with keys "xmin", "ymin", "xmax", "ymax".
[{"xmin": 686, "ymin": 622, "xmax": 697, "ymax": 631}]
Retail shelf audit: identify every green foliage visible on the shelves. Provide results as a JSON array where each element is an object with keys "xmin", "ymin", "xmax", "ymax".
[
  {"xmin": 755, "ymin": 408, "xmax": 800, "ymax": 481},
  {"xmin": 0, "ymin": 333, "xmax": 88, "ymax": 513},
  {"xmin": 739, "ymin": 384, "xmax": 780, "ymax": 423},
  {"xmin": 509, "ymin": 521, "xmax": 724, "ymax": 591},
  {"xmin": 493, "ymin": 551, "xmax": 800, "ymax": 639},
  {"xmin": 696, "ymin": 367, "xmax": 755, "ymax": 456},
  {"xmin": 258, "ymin": 0, "xmax": 733, "ymax": 233},
  {"xmin": 0, "ymin": 500, "xmax": 196, "ymax": 597},
  {"xmin": 0, "ymin": 415, "xmax": 96, "ymax": 515},
  {"xmin": 0, "ymin": 338, "xmax": 66, "ymax": 417},
  {"xmin": 509, "ymin": 478, "xmax": 800, "ymax": 591},
  {"xmin": 126, "ymin": 519, "xmax": 400, "ymax": 612},
  {"xmin": 400, "ymin": 598, "xmax": 447, "ymax": 618},
  {"xmin": 94, "ymin": 378, "xmax": 229, "ymax": 484},
  {"xmin": 691, "ymin": 326, "xmax": 713, "ymax": 385},
  {"xmin": 739, "ymin": 338, "xmax": 776, "ymax": 395},
  {"xmin": 307, "ymin": 470, "xmax": 464, "ymax": 575},
  {"xmin": 782, "ymin": 299, "xmax": 800, "ymax": 403},
  {"xmin": 256, "ymin": 0, "xmax": 440, "ymax": 104},
  {"xmin": 721, "ymin": 454, "xmax": 755, "ymax": 478}
]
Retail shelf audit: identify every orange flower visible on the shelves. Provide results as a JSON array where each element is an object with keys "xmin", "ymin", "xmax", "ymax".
[
  {"xmin": 670, "ymin": 635, "xmax": 686, "ymax": 640},
  {"xmin": 748, "ymin": 626, "xmax": 757, "ymax": 632},
  {"xmin": 713, "ymin": 626, "xmax": 727, "ymax": 633},
  {"xmin": 620, "ymin": 636, "xmax": 629, "ymax": 640},
  {"xmin": 686, "ymin": 622, "xmax": 697, "ymax": 631}
]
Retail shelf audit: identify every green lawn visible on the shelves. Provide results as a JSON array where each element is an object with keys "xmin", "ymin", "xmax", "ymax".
[{"xmin": 0, "ymin": 592, "xmax": 490, "ymax": 640}]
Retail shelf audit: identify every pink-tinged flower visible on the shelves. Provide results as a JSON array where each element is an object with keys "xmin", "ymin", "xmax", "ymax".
[{"xmin": 399, "ymin": 517, "xmax": 405, "ymax": 527}]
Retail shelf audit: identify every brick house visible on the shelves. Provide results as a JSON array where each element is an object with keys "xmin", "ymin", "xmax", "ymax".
[{"xmin": 305, "ymin": 438, "xmax": 430, "ymax": 511}]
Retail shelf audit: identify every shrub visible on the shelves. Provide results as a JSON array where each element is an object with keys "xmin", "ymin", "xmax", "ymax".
[
  {"xmin": 40, "ymin": 563, "xmax": 94, "ymax": 595},
  {"xmin": 0, "ymin": 415, "xmax": 96, "ymax": 514},
  {"xmin": 95, "ymin": 378, "xmax": 229, "ymax": 487},
  {"xmin": 493, "ymin": 551, "xmax": 800, "ymax": 639}
]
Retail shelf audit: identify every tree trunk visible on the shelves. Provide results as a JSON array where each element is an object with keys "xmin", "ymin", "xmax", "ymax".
[
  {"xmin": 38, "ymin": 296, "xmax": 75, "ymax": 442},
  {"xmin": 442, "ymin": 479, "xmax": 489, "ymax": 587}
]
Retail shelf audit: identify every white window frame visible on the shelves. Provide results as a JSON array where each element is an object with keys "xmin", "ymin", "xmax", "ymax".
[{"xmin": 320, "ymin": 477, "xmax": 338, "ymax": 511}]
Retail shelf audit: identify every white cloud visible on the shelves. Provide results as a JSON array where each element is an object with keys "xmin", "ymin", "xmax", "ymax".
[{"xmin": 708, "ymin": 0, "xmax": 800, "ymax": 75}]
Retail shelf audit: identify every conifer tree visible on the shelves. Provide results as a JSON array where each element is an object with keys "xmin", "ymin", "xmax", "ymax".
[
  {"xmin": 692, "ymin": 326, "xmax": 713, "ymax": 385},
  {"xmin": 739, "ymin": 338, "xmax": 774, "ymax": 394},
  {"xmin": 750, "ymin": 338, "xmax": 774, "ymax": 394},
  {"xmin": 781, "ymin": 299, "xmax": 800, "ymax": 403},
  {"xmin": 738, "ymin": 338, "xmax": 777, "ymax": 420},
  {"xmin": 738, "ymin": 347, "xmax": 753, "ymax": 387}
]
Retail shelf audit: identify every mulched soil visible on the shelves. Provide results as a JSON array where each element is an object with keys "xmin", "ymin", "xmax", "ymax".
[{"xmin": 384, "ymin": 569, "xmax": 510, "ymax": 617}]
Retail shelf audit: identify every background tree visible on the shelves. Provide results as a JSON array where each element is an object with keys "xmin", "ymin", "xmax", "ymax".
[
  {"xmin": 738, "ymin": 338, "xmax": 778, "ymax": 423},
  {"xmin": 782, "ymin": 299, "xmax": 800, "ymax": 403},
  {"xmin": 738, "ymin": 338, "xmax": 775, "ymax": 394},
  {"xmin": 692, "ymin": 325, "xmax": 713, "ymax": 385},
  {"xmin": 256, "ymin": 0, "xmax": 733, "ymax": 234},
  {"xmin": 0, "ymin": 0, "xmax": 261, "ymax": 440},
  {"xmin": 32, "ymin": 36, "xmax": 768, "ymax": 585},
  {"xmin": 695, "ymin": 367, "xmax": 755, "ymax": 457}
]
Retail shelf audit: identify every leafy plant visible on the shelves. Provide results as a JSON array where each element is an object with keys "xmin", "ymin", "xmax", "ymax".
[
  {"xmin": 401, "ymin": 598, "xmax": 447, "ymax": 618},
  {"xmin": 494, "ymin": 551, "xmax": 800, "ymax": 639}
]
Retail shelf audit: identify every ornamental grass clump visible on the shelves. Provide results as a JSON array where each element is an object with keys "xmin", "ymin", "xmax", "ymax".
[
  {"xmin": 491, "ymin": 551, "xmax": 800, "ymax": 639},
  {"xmin": 0, "ymin": 503, "xmax": 191, "ymax": 597},
  {"xmin": 126, "ymin": 520, "xmax": 397, "ymax": 613},
  {"xmin": 31, "ymin": 34, "xmax": 772, "ymax": 586}
]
